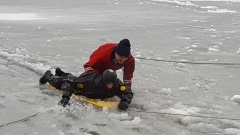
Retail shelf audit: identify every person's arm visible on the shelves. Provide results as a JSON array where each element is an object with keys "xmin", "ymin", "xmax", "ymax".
[
  {"xmin": 58, "ymin": 82, "xmax": 73, "ymax": 107},
  {"xmin": 115, "ymin": 79, "xmax": 133, "ymax": 110},
  {"xmin": 123, "ymin": 57, "xmax": 135, "ymax": 89},
  {"xmin": 83, "ymin": 49, "xmax": 102, "ymax": 74}
]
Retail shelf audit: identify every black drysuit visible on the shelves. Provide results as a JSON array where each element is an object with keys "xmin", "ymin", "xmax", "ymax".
[{"xmin": 46, "ymin": 72, "xmax": 133, "ymax": 105}]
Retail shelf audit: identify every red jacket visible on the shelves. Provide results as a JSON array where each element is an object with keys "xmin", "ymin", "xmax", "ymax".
[{"xmin": 83, "ymin": 43, "xmax": 135, "ymax": 88}]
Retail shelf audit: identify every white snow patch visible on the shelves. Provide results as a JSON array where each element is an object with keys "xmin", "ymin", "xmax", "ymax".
[
  {"xmin": 180, "ymin": 59, "xmax": 189, "ymax": 62},
  {"xmin": 225, "ymin": 128, "xmax": 240, "ymax": 134},
  {"xmin": 122, "ymin": 116, "xmax": 141, "ymax": 125},
  {"xmin": 155, "ymin": 57, "xmax": 163, "ymax": 60},
  {"xmin": 135, "ymin": 54, "xmax": 141, "ymax": 57},
  {"xmin": 172, "ymin": 50, "xmax": 180, "ymax": 53},
  {"xmin": 208, "ymin": 47, "xmax": 220, "ymax": 52},
  {"xmin": 160, "ymin": 88, "xmax": 172, "ymax": 94},
  {"xmin": 0, "ymin": 13, "xmax": 46, "ymax": 20},
  {"xmin": 200, "ymin": 6, "xmax": 217, "ymax": 9},
  {"xmin": 108, "ymin": 113, "xmax": 130, "ymax": 119},
  {"xmin": 231, "ymin": 95, "xmax": 240, "ymax": 104},
  {"xmin": 204, "ymin": 28, "xmax": 216, "ymax": 32},
  {"xmin": 145, "ymin": 102, "xmax": 161, "ymax": 111},
  {"xmin": 209, "ymin": 59, "xmax": 218, "ymax": 62},
  {"xmin": 191, "ymin": 45, "xmax": 197, "ymax": 48},
  {"xmin": 174, "ymin": 102, "xmax": 200, "ymax": 114},
  {"xmin": 179, "ymin": 87, "xmax": 191, "ymax": 91},
  {"xmin": 207, "ymin": 9, "xmax": 236, "ymax": 13},
  {"xmin": 0, "ymin": 48, "xmax": 51, "ymax": 74},
  {"xmin": 161, "ymin": 108, "xmax": 190, "ymax": 122},
  {"xmin": 161, "ymin": 102, "xmax": 201, "ymax": 124},
  {"xmin": 189, "ymin": 122, "xmax": 219, "ymax": 132},
  {"xmin": 187, "ymin": 49, "xmax": 195, "ymax": 52},
  {"xmin": 236, "ymin": 48, "xmax": 240, "ymax": 53}
]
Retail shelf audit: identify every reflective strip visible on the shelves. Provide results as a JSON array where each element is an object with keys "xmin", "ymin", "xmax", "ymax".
[
  {"xmin": 85, "ymin": 67, "xmax": 94, "ymax": 72},
  {"xmin": 123, "ymin": 79, "xmax": 132, "ymax": 84}
]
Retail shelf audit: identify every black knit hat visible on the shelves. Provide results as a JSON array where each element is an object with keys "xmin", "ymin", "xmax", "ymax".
[{"xmin": 115, "ymin": 39, "xmax": 131, "ymax": 57}]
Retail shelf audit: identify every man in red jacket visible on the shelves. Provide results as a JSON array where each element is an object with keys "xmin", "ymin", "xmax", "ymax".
[{"xmin": 83, "ymin": 39, "xmax": 135, "ymax": 89}]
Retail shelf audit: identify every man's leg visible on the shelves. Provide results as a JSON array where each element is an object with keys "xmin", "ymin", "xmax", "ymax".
[
  {"xmin": 55, "ymin": 67, "xmax": 65, "ymax": 76},
  {"xmin": 39, "ymin": 70, "xmax": 52, "ymax": 85},
  {"xmin": 39, "ymin": 70, "xmax": 75, "ymax": 106},
  {"xmin": 39, "ymin": 70, "xmax": 64, "ymax": 90},
  {"xmin": 55, "ymin": 67, "xmax": 77, "ymax": 81}
]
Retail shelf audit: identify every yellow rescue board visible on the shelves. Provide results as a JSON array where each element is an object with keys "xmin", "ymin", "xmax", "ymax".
[{"xmin": 47, "ymin": 84, "xmax": 119, "ymax": 109}]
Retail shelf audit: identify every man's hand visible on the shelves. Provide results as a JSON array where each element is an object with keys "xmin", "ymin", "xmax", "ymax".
[{"xmin": 58, "ymin": 97, "xmax": 70, "ymax": 107}]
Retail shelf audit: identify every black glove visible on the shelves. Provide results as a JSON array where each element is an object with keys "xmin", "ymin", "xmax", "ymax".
[
  {"xmin": 58, "ymin": 97, "xmax": 70, "ymax": 107},
  {"xmin": 118, "ymin": 100, "xmax": 128, "ymax": 110}
]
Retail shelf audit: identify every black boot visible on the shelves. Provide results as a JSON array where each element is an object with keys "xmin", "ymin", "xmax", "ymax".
[
  {"xmin": 39, "ymin": 70, "xmax": 52, "ymax": 85},
  {"xmin": 55, "ymin": 67, "xmax": 65, "ymax": 76}
]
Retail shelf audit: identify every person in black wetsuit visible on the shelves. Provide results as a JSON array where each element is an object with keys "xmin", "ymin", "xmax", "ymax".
[{"xmin": 39, "ymin": 68, "xmax": 133, "ymax": 110}]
